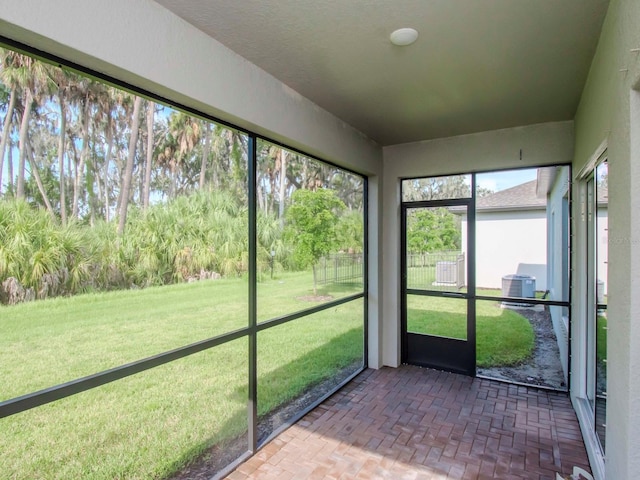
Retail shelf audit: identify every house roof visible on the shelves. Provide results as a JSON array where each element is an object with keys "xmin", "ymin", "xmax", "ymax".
[
  {"xmin": 152, "ymin": 0, "xmax": 609, "ymax": 146},
  {"xmin": 477, "ymin": 179, "xmax": 607, "ymax": 212},
  {"xmin": 477, "ymin": 180, "xmax": 546, "ymax": 211}
]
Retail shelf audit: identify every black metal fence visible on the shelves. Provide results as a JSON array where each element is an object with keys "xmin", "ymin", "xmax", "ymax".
[{"xmin": 315, "ymin": 253, "xmax": 364, "ymax": 285}]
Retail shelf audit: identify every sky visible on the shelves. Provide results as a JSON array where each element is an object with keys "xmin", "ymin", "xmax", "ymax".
[{"xmin": 476, "ymin": 168, "xmax": 538, "ymax": 193}]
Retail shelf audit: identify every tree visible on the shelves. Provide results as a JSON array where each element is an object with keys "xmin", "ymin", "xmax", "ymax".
[
  {"xmin": 403, "ymin": 175, "xmax": 471, "ymax": 201},
  {"xmin": 0, "ymin": 82, "xmax": 17, "ymax": 194},
  {"xmin": 47, "ymin": 66, "xmax": 76, "ymax": 224},
  {"xmin": 143, "ymin": 100, "xmax": 155, "ymax": 208},
  {"xmin": 198, "ymin": 122, "xmax": 211, "ymax": 190},
  {"xmin": 406, "ymin": 208, "xmax": 461, "ymax": 253},
  {"xmin": 0, "ymin": 50, "xmax": 56, "ymax": 199},
  {"xmin": 284, "ymin": 188, "xmax": 345, "ymax": 295},
  {"xmin": 117, "ymin": 95, "xmax": 143, "ymax": 235}
]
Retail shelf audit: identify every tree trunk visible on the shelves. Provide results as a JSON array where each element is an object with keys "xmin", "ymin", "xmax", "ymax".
[
  {"xmin": 72, "ymin": 96, "xmax": 91, "ymax": 218},
  {"xmin": 278, "ymin": 149, "xmax": 287, "ymax": 225},
  {"xmin": 170, "ymin": 162, "xmax": 178, "ymax": 199},
  {"xmin": 16, "ymin": 88, "xmax": 34, "ymax": 199},
  {"xmin": 257, "ymin": 181, "xmax": 265, "ymax": 212},
  {"xmin": 143, "ymin": 101, "xmax": 154, "ymax": 209},
  {"xmin": 87, "ymin": 140, "xmax": 98, "ymax": 226},
  {"xmin": 199, "ymin": 122, "xmax": 212, "ymax": 190},
  {"xmin": 26, "ymin": 141, "xmax": 55, "ymax": 218},
  {"xmin": 0, "ymin": 89, "xmax": 17, "ymax": 194},
  {"xmin": 58, "ymin": 93, "xmax": 67, "ymax": 224},
  {"xmin": 117, "ymin": 95, "xmax": 142, "ymax": 235},
  {"xmin": 7, "ymin": 143, "xmax": 13, "ymax": 193},
  {"xmin": 103, "ymin": 119, "xmax": 114, "ymax": 222}
]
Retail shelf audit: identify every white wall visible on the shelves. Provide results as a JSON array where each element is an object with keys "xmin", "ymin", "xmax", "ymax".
[
  {"xmin": 571, "ymin": 0, "xmax": 640, "ymax": 477},
  {"xmin": 381, "ymin": 121, "xmax": 574, "ymax": 367},
  {"xmin": 547, "ymin": 167, "xmax": 571, "ymax": 382},
  {"xmin": 463, "ymin": 209, "xmax": 548, "ymax": 291}
]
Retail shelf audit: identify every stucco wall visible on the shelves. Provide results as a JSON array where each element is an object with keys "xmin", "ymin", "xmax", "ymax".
[
  {"xmin": 468, "ymin": 210, "xmax": 548, "ymax": 291},
  {"xmin": 547, "ymin": 168, "xmax": 571, "ymax": 383},
  {"xmin": 572, "ymin": 0, "xmax": 640, "ymax": 478},
  {"xmin": 381, "ymin": 121, "xmax": 574, "ymax": 367}
]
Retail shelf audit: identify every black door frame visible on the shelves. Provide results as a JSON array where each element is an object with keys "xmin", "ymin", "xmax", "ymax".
[{"xmin": 401, "ymin": 195, "xmax": 476, "ymax": 376}]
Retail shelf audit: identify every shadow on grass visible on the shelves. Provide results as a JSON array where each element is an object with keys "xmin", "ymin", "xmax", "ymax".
[
  {"xmin": 407, "ymin": 305, "xmax": 534, "ymax": 367},
  {"xmin": 167, "ymin": 326, "xmax": 363, "ymax": 479}
]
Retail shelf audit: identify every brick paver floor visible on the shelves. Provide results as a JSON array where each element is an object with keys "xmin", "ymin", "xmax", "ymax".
[{"xmin": 226, "ymin": 365, "xmax": 591, "ymax": 479}]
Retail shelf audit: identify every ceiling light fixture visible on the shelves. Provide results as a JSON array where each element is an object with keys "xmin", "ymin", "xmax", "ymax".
[{"xmin": 390, "ymin": 28, "xmax": 419, "ymax": 46}]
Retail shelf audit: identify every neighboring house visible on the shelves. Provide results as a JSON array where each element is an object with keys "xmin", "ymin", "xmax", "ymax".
[
  {"xmin": 459, "ymin": 167, "xmax": 607, "ymax": 299},
  {"xmin": 460, "ymin": 178, "xmax": 549, "ymax": 291},
  {"xmin": 460, "ymin": 166, "xmax": 607, "ymax": 384}
]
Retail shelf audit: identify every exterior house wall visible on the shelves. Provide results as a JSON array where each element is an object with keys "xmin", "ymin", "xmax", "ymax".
[
  {"xmin": 461, "ymin": 209, "xmax": 548, "ymax": 291},
  {"xmin": 382, "ymin": 121, "xmax": 575, "ymax": 367},
  {"xmin": 571, "ymin": 0, "xmax": 640, "ymax": 478},
  {"xmin": 547, "ymin": 167, "xmax": 571, "ymax": 382},
  {"xmin": 564, "ymin": 0, "xmax": 640, "ymax": 477}
]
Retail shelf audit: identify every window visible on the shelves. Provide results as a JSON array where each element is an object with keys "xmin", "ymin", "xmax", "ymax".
[
  {"xmin": 400, "ymin": 167, "xmax": 571, "ymax": 388},
  {"xmin": 585, "ymin": 159, "xmax": 608, "ymax": 453},
  {"xmin": 0, "ymin": 44, "xmax": 367, "ymax": 478}
]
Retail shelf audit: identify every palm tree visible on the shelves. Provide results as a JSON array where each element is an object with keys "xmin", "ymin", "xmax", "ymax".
[
  {"xmin": 46, "ymin": 65, "xmax": 77, "ymax": 224},
  {"xmin": 198, "ymin": 122, "xmax": 212, "ymax": 190},
  {"xmin": 96, "ymin": 86, "xmax": 126, "ymax": 222},
  {"xmin": 170, "ymin": 111, "xmax": 201, "ymax": 196},
  {"xmin": 0, "ymin": 82, "xmax": 17, "ymax": 195},
  {"xmin": 157, "ymin": 111, "xmax": 201, "ymax": 198},
  {"xmin": 69, "ymin": 76, "xmax": 92, "ymax": 218},
  {"xmin": 0, "ymin": 50, "xmax": 56, "ymax": 199},
  {"xmin": 142, "ymin": 100, "xmax": 155, "ymax": 209},
  {"xmin": 117, "ymin": 94, "xmax": 143, "ymax": 235}
]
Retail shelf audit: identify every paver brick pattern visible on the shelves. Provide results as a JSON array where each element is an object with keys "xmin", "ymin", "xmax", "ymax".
[{"xmin": 226, "ymin": 365, "xmax": 591, "ymax": 479}]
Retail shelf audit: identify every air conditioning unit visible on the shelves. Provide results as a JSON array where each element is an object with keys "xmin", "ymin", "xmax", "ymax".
[
  {"xmin": 502, "ymin": 274, "xmax": 535, "ymax": 305},
  {"xmin": 436, "ymin": 261, "xmax": 457, "ymax": 284}
]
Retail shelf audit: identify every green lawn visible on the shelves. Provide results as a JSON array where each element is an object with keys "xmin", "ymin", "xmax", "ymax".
[
  {"xmin": 407, "ymin": 295, "xmax": 534, "ymax": 367},
  {"xmin": 597, "ymin": 312, "xmax": 608, "ymax": 364},
  {"xmin": 0, "ymin": 269, "xmax": 535, "ymax": 479},
  {"xmin": 0, "ymin": 272, "xmax": 364, "ymax": 480}
]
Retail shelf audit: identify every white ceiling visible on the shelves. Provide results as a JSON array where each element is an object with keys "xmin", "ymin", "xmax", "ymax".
[{"xmin": 153, "ymin": 0, "xmax": 609, "ymax": 146}]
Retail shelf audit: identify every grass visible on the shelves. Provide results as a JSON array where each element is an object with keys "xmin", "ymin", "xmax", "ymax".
[
  {"xmin": 407, "ymin": 295, "xmax": 534, "ymax": 367},
  {"xmin": 0, "ymin": 272, "xmax": 364, "ymax": 480},
  {"xmin": 597, "ymin": 312, "xmax": 607, "ymax": 364},
  {"xmin": 1, "ymin": 269, "xmax": 534, "ymax": 478},
  {"xmin": 408, "ymin": 266, "xmax": 547, "ymax": 299}
]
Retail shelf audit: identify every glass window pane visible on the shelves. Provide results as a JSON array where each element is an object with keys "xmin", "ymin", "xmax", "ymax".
[
  {"xmin": 406, "ymin": 295, "xmax": 467, "ymax": 340},
  {"xmin": 402, "ymin": 174, "xmax": 472, "ymax": 202},
  {"xmin": 475, "ymin": 167, "xmax": 570, "ymax": 303},
  {"xmin": 0, "ymin": 339, "xmax": 248, "ymax": 479},
  {"xmin": 1, "ymin": 280, "xmax": 249, "ymax": 401},
  {"xmin": 475, "ymin": 299, "xmax": 567, "ymax": 390},
  {"xmin": 595, "ymin": 160, "xmax": 608, "ymax": 451},
  {"xmin": 256, "ymin": 140, "xmax": 364, "ymax": 323},
  {"xmin": 406, "ymin": 206, "xmax": 466, "ymax": 293},
  {"xmin": 0, "ymin": 49, "xmax": 250, "ymax": 401},
  {"xmin": 596, "ymin": 161, "xmax": 608, "ymax": 307},
  {"xmin": 257, "ymin": 299, "xmax": 364, "ymax": 443}
]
